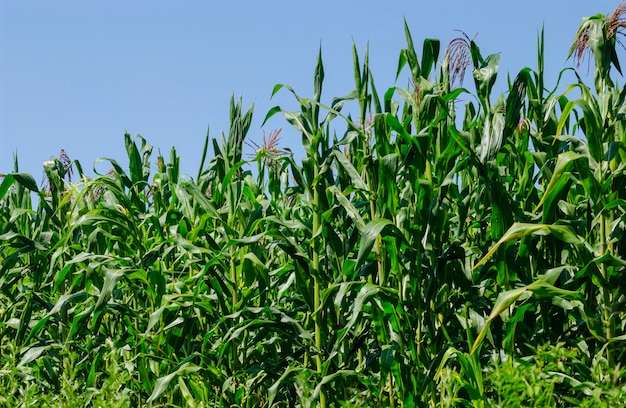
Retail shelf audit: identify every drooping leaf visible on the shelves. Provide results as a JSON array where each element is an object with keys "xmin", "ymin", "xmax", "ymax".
[{"xmin": 355, "ymin": 218, "xmax": 393, "ymax": 272}]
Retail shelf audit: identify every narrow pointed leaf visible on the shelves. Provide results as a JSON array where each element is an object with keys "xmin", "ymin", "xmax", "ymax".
[{"xmin": 355, "ymin": 219, "xmax": 393, "ymax": 271}]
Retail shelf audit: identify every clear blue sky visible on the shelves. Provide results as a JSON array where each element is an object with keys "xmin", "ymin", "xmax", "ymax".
[{"xmin": 0, "ymin": 1, "xmax": 610, "ymax": 180}]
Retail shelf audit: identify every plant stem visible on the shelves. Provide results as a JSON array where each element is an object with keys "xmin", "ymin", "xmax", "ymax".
[
  {"xmin": 230, "ymin": 244, "xmax": 238, "ymax": 373},
  {"xmin": 312, "ymin": 165, "xmax": 326, "ymax": 408},
  {"xmin": 600, "ymin": 214, "xmax": 614, "ymax": 365}
]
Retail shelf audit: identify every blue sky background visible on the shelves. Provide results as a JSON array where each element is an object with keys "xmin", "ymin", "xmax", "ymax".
[{"xmin": 0, "ymin": 1, "xmax": 611, "ymax": 180}]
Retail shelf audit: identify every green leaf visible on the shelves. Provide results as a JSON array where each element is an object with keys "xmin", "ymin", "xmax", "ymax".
[
  {"xmin": 471, "ymin": 278, "xmax": 582, "ymax": 354},
  {"xmin": 355, "ymin": 219, "xmax": 393, "ymax": 272},
  {"xmin": 474, "ymin": 222, "xmax": 583, "ymax": 270},
  {"xmin": 312, "ymin": 46, "xmax": 324, "ymax": 126},
  {"xmin": 94, "ymin": 269, "xmax": 124, "ymax": 312},
  {"xmin": 478, "ymin": 112, "xmax": 504, "ymax": 163},
  {"xmin": 504, "ymin": 67, "xmax": 531, "ymax": 139},
  {"xmin": 553, "ymin": 99, "xmax": 577, "ymax": 143},
  {"xmin": 146, "ymin": 362, "xmax": 201, "ymax": 404},
  {"xmin": 535, "ymin": 151, "xmax": 583, "ymax": 211},
  {"xmin": 327, "ymin": 185, "xmax": 366, "ymax": 232},
  {"xmin": 18, "ymin": 345, "xmax": 50, "ymax": 367},
  {"xmin": 12, "ymin": 172, "xmax": 39, "ymax": 192},
  {"xmin": 0, "ymin": 174, "xmax": 15, "ymax": 201},
  {"xmin": 420, "ymin": 38, "xmax": 440, "ymax": 79},
  {"xmin": 332, "ymin": 150, "xmax": 368, "ymax": 192},
  {"xmin": 402, "ymin": 19, "xmax": 420, "ymax": 79}
]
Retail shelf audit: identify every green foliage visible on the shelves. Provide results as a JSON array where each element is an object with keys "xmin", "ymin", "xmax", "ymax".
[{"xmin": 1, "ymin": 5, "xmax": 626, "ymax": 407}]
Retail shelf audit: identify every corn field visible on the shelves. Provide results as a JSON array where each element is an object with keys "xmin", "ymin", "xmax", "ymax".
[{"xmin": 1, "ymin": 6, "xmax": 626, "ymax": 407}]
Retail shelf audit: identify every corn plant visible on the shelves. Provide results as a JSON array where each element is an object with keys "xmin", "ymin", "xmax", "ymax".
[{"xmin": 1, "ymin": 5, "xmax": 626, "ymax": 407}]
